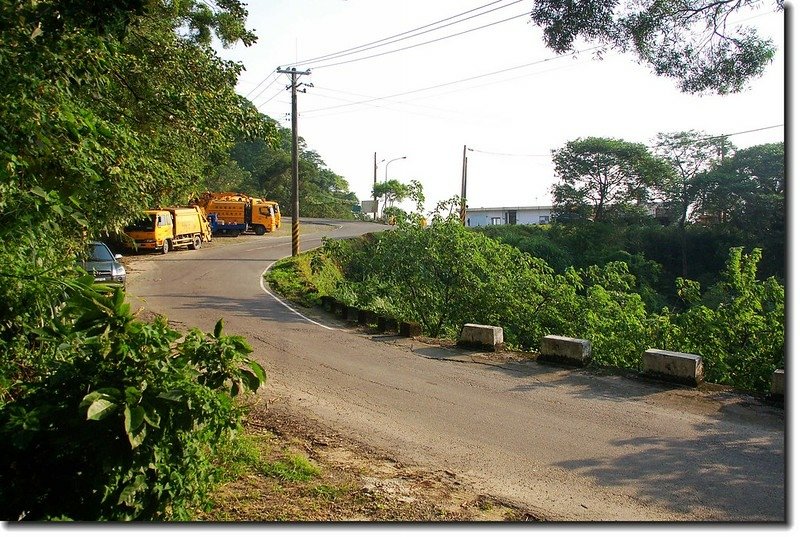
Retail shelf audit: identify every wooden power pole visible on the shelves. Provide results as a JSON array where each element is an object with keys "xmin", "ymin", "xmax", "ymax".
[
  {"xmin": 277, "ymin": 67, "xmax": 311, "ymax": 256},
  {"xmin": 460, "ymin": 144, "xmax": 468, "ymax": 225}
]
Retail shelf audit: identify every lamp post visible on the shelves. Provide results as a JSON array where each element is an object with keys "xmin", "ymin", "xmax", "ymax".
[{"xmin": 385, "ymin": 156, "xmax": 406, "ymax": 181}]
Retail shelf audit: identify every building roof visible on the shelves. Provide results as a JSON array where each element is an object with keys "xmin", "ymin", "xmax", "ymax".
[{"xmin": 465, "ymin": 205, "xmax": 553, "ymax": 212}]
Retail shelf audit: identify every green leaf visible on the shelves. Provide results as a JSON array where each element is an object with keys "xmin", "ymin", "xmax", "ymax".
[
  {"xmin": 118, "ymin": 474, "xmax": 146, "ymax": 507},
  {"xmin": 85, "ymin": 398, "xmax": 118, "ymax": 421},
  {"xmin": 213, "ymin": 318, "xmax": 224, "ymax": 339},
  {"xmin": 157, "ymin": 390, "xmax": 183, "ymax": 402},
  {"xmin": 124, "ymin": 405, "xmax": 146, "ymax": 434}
]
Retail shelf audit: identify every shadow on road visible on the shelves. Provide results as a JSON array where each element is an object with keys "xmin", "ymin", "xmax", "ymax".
[{"xmin": 556, "ymin": 422, "xmax": 785, "ymax": 521}]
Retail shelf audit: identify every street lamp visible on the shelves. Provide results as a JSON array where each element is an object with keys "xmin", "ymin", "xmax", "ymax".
[{"xmin": 384, "ymin": 156, "xmax": 406, "ymax": 181}]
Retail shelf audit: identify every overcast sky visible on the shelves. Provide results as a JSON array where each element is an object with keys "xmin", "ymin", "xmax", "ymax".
[{"xmin": 214, "ymin": 0, "xmax": 786, "ymax": 214}]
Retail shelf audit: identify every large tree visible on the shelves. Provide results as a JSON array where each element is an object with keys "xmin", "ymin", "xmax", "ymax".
[
  {"xmin": 551, "ymin": 137, "xmax": 673, "ymax": 222},
  {"xmin": 530, "ymin": 0, "xmax": 783, "ymax": 94},
  {"xmin": 652, "ymin": 131, "xmax": 733, "ymax": 275},
  {"xmin": 221, "ymin": 122, "xmax": 359, "ymax": 219},
  {"xmin": 0, "ymin": 0, "xmax": 271, "ymax": 520},
  {"xmin": 692, "ymin": 142, "xmax": 784, "ymax": 276}
]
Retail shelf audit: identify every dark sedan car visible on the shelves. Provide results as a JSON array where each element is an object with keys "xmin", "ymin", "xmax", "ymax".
[{"xmin": 79, "ymin": 241, "xmax": 127, "ymax": 289}]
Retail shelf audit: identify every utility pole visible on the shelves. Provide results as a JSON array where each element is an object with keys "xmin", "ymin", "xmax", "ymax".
[
  {"xmin": 460, "ymin": 145, "xmax": 468, "ymax": 225},
  {"xmin": 373, "ymin": 152, "xmax": 378, "ymax": 220},
  {"xmin": 277, "ymin": 67, "xmax": 311, "ymax": 256}
]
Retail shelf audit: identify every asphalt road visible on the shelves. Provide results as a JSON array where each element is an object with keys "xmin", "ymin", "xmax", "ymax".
[{"xmin": 125, "ymin": 219, "xmax": 786, "ymax": 522}]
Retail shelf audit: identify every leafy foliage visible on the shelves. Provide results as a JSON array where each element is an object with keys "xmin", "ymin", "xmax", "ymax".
[
  {"xmin": 211, "ymin": 126, "xmax": 359, "ymax": 219},
  {"xmin": 0, "ymin": 0, "xmax": 270, "ymax": 521},
  {"xmin": 314, "ymin": 214, "xmax": 782, "ymax": 393},
  {"xmin": 530, "ymin": 0, "xmax": 782, "ymax": 94},
  {"xmin": 651, "ymin": 248, "xmax": 783, "ymax": 393},
  {"xmin": 551, "ymin": 137, "xmax": 674, "ymax": 222},
  {"xmin": 0, "ymin": 279, "xmax": 265, "ymax": 520}
]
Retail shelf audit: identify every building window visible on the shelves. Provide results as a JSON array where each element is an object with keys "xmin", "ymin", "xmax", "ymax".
[
  {"xmin": 490, "ymin": 217, "xmax": 502, "ymax": 225},
  {"xmin": 538, "ymin": 215, "xmax": 550, "ymax": 224}
]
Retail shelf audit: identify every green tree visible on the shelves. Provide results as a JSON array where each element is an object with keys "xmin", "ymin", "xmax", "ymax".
[
  {"xmin": 1, "ymin": 0, "xmax": 271, "ymax": 519},
  {"xmin": 692, "ymin": 142, "xmax": 785, "ymax": 277},
  {"xmin": 551, "ymin": 137, "xmax": 673, "ymax": 222},
  {"xmin": 530, "ymin": 0, "xmax": 782, "ymax": 94},
  {"xmin": 372, "ymin": 179, "xmax": 409, "ymax": 218},
  {"xmin": 653, "ymin": 131, "xmax": 733, "ymax": 276},
  {"xmin": 221, "ymin": 122, "xmax": 359, "ymax": 219}
]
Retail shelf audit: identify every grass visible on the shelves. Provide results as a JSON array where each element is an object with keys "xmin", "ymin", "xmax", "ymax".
[
  {"xmin": 262, "ymin": 453, "xmax": 320, "ymax": 482},
  {"xmin": 202, "ymin": 416, "xmax": 536, "ymax": 522},
  {"xmin": 265, "ymin": 250, "xmax": 343, "ymax": 307}
]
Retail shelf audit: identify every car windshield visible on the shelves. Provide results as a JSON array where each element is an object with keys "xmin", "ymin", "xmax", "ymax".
[
  {"xmin": 125, "ymin": 215, "xmax": 156, "ymax": 232},
  {"xmin": 88, "ymin": 243, "xmax": 114, "ymax": 262}
]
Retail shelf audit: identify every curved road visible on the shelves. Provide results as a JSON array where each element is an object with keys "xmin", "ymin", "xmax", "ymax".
[{"xmin": 126, "ymin": 219, "xmax": 785, "ymax": 522}]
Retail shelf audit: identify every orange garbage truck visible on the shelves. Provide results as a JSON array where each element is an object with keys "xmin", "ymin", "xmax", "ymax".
[
  {"xmin": 196, "ymin": 192, "xmax": 281, "ymax": 236},
  {"xmin": 124, "ymin": 206, "xmax": 212, "ymax": 254}
]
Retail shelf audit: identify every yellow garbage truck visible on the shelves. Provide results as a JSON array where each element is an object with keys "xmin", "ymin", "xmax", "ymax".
[
  {"xmin": 124, "ymin": 206, "xmax": 212, "ymax": 254},
  {"xmin": 196, "ymin": 192, "xmax": 281, "ymax": 236}
]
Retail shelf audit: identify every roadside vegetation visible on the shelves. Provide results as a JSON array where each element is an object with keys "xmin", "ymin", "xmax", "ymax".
[{"xmin": 276, "ymin": 180, "xmax": 783, "ymax": 395}]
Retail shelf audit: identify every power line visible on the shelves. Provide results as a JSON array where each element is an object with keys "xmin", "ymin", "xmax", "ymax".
[
  {"xmin": 310, "ymin": 11, "xmax": 531, "ymax": 70},
  {"xmin": 303, "ymin": 47, "xmax": 600, "ymax": 115},
  {"xmin": 469, "ymin": 148, "xmax": 551, "ymax": 157},
  {"xmin": 695, "ymin": 124, "xmax": 784, "ymax": 142},
  {"xmin": 247, "ymin": 2, "xmax": 528, "ymax": 105},
  {"xmin": 253, "ymin": 86, "xmax": 286, "ymax": 109},
  {"xmin": 292, "ymin": 1, "xmax": 525, "ymax": 68},
  {"xmin": 247, "ymin": 73, "xmax": 282, "ymax": 102},
  {"xmin": 648, "ymin": 123, "xmax": 784, "ymax": 149},
  {"xmin": 278, "ymin": 0, "xmax": 519, "ymax": 67}
]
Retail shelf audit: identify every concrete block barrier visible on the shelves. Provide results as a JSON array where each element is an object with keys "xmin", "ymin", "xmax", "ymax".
[
  {"xmin": 363, "ymin": 311, "xmax": 378, "ymax": 326},
  {"xmin": 538, "ymin": 335, "xmax": 592, "ymax": 367},
  {"xmin": 346, "ymin": 306, "xmax": 361, "ymax": 322},
  {"xmin": 642, "ymin": 348, "xmax": 704, "ymax": 387},
  {"xmin": 377, "ymin": 316, "xmax": 398, "ymax": 333},
  {"xmin": 771, "ymin": 369, "xmax": 784, "ymax": 396},
  {"xmin": 457, "ymin": 323, "xmax": 504, "ymax": 351},
  {"xmin": 399, "ymin": 321, "xmax": 422, "ymax": 337},
  {"xmin": 334, "ymin": 301, "xmax": 348, "ymax": 319},
  {"xmin": 320, "ymin": 296, "xmax": 335, "ymax": 312}
]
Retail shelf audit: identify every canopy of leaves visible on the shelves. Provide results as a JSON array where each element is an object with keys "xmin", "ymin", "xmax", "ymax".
[
  {"xmin": 1, "ymin": 0, "xmax": 273, "ymax": 338},
  {"xmin": 1, "ymin": 0, "xmax": 270, "ymax": 520},
  {"xmin": 551, "ymin": 137, "xmax": 674, "ymax": 222},
  {"xmin": 209, "ymin": 122, "xmax": 359, "ymax": 218},
  {"xmin": 530, "ymin": 0, "xmax": 782, "ymax": 94}
]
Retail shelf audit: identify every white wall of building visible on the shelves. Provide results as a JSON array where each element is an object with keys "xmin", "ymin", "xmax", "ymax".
[{"xmin": 465, "ymin": 206, "xmax": 553, "ymax": 227}]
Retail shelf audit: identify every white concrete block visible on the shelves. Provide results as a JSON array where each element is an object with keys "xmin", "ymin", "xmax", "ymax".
[
  {"xmin": 642, "ymin": 348, "xmax": 704, "ymax": 387},
  {"xmin": 539, "ymin": 335, "xmax": 592, "ymax": 366}
]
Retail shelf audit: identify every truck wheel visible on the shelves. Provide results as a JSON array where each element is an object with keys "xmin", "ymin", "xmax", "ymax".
[
  {"xmin": 190, "ymin": 235, "xmax": 201, "ymax": 250},
  {"xmin": 161, "ymin": 240, "xmax": 170, "ymax": 255},
  {"xmin": 254, "ymin": 225, "xmax": 266, "ymax": 236}
]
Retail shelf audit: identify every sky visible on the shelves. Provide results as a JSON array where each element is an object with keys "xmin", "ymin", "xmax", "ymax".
[{"xmin": 213, "ymin": 0, "xmax": 787, "ymax": 214}]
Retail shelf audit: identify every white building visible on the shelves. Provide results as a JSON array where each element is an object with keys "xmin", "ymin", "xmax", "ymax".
[{"xmin": 465, "ymin": 206, "xmax": 554, "ymax": 227}]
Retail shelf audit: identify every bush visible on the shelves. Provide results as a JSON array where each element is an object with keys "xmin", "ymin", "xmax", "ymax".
[
  {"xmin": 650, "ymin": 248, "xmax": 784, "ymax": 393},
  {"xmin": 317, "ymin": 218, "xmax": 783, "ymax": 394},
  {"xmin": 0, "ymin": 278, "xmax": 265, "ymax": 521}
]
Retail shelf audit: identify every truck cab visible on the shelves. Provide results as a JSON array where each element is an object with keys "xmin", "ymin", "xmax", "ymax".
[{"xmin": 124, "ymin": 210, "xmax": 173, "ymax": 254}]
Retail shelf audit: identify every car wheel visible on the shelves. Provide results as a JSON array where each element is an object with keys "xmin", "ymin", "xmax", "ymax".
[
  {"xmin": 254, "ymin": 225, "xmax": 266, "ymax": 236},
  {"xmin": 161, "ymin": 240, "xmax": 170, "ymax": 254},
  {"xmin": 190, "ymin": 235, "xmax": 201, "ymax": 250}
]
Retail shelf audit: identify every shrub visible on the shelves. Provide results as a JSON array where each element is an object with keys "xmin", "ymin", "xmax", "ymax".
[{"xmin": 0, "ymin": 278, "xmax": 265, "ymax": 521}]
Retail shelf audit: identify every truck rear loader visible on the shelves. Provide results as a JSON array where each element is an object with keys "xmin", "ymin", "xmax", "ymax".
[{"xmin": 124, "ymin": 206, "xmax": 212, "ymax": 254}]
